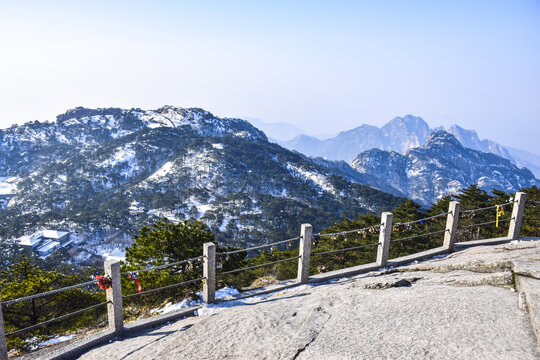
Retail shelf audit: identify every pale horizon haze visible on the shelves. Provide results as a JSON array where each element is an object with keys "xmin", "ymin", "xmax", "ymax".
[{"xmin": 0, "ymin": 1, "xmax": 539, "ymax": 154}]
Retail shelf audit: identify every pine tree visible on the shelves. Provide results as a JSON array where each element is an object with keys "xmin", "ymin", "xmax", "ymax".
[
  {"xmin": 125, "ymin": 218, "xmax": 214, "ymax": 268},
  {"xmin": 0, "ymin": 256, "xmax": 104, "ymax": 350},
  {"xmin": 122, "ymin": 218, "xmax": 215, "ymax": 304},
  {"xmin": 454, "ymin": 184, "xmax": 491, "ymax": 210},
  {"xmin": 521, "ymin": 186, "xmax": 540, "ymax": 237}
]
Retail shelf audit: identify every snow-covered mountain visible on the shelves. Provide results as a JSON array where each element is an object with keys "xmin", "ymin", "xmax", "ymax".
[
  {"xmin": 279, "ymin": 115, "xmax": 540, "ymax": 178},
  {"xmin": 350, "ymin": 131, "xmax": 539, "ymax": 206},
  {"xmin": 0, "ymin": 106, "xmax": 403, "ymax": 258}
]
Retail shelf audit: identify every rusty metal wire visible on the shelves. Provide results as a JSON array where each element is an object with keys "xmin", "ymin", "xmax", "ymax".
[
  {"xmin": 315, "ymin": 224, "xmax": 382, "ymax": 238},
  {"xmin": 120, "ymin": 256, "xmax": 205, "ymax": 275},
  {"xmin": 390, "ymin": 229, "xmax": 448, "ymax": 243},
  {"xmin": 393, "ymin": 212, "xmax": 450, "ymax": 227}
]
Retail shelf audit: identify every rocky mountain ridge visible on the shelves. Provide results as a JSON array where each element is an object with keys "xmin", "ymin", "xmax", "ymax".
[
  {"xmin": 350, "ymin": 131, "xmax": 539, "ymax": 205},
  {"xmin": 278, "ymin": 115, "xmax": 540, "ymax": 178},
  {"xmin": 279, "ymin": 115, "xmax": 431, "ymax": 162},
  {"xmin": 446, "ymin": 124, "xmax": 540, "ymax": 178},
  {"xmin": 0, "ymin": 106, "xmax": 537, "ymax": 263},
  {"xmin": 0, "ymin": 106, "xmax": 403, "ymax": 263}
]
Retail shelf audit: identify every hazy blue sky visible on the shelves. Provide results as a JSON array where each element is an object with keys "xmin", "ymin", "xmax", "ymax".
[{"xmin": 1, "ymin": 1, "xmax": 539, "ymax": 153}]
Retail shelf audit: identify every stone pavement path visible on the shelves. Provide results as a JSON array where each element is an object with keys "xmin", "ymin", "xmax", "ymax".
[{"xmin": 34, "ymin": 240, "xmax": 540, "ymax": 359}]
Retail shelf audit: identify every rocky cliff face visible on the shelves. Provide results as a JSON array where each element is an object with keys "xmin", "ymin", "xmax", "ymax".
[
  {"xmin": 350, "ymin": 131, "xmax": 539, "ymax": 205},
  {"xmin": 0, "ymin": 106, "xmax": 403, "ymax": 254}
]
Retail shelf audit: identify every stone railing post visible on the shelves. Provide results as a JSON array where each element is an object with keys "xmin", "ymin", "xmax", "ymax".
[
  {"xmin": 203, "ymin": 242, "xmax": 216, "ymax": 304},
  {"xmin": 377, "ymin": 212, "xmax": 393, "ymax": 267},
  {"xmin": 0, "ymin": 303, "xmax": 8, "ymax": 360},
  {"xmin": 443, "ymin": 201, "xmax": 460, "ymax": 250},
  {"xmin": 297, "ymin": 224, "xmax": 312, "ymax": 284},
  {"xmin": 104, "ymin": 259, "xmax": 124, "ymax": 334},
  {"xmin": 508, "ymin": 192, "xmax": 527, "ymax": 240}
]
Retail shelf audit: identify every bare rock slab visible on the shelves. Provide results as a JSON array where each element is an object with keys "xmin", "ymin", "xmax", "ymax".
[
  {"xmin": 517, "ymin": 275, "xmax": 540, "ymax": 350},
  {"xmin": 514, "ymin": 260, "xmax": 540, "ymax": 279},
  {"xmin": 63, "ymin": 240, "xmax": 540, "ymax": 360},
  {"xmin": 296, "ymin": 285, "xmax": 537, "ymax": 360}
]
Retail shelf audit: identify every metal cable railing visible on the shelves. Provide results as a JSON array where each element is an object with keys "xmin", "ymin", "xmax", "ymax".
[
  {"xmin": 393, "ymin": 212, "xmax": 450, "ymax": 227},
  {"xmin": 122, "ymin": 277, "xmax": 205, "ymax": 300},
  {"xmin": 217, "ymin": 256, "xmax": 300, "ymax": 276},
  {"xmin": 315, "ymin": 224, "xmax": 381, "ymax": 238},
  {"xmin": 120, "ymin": 255, "xmax": 205, "ymax": 275},
  {"xmin": 390, "ymin": 229, "xmax": 448, "ymax": 243},
  {"xmin": 5, "ymin": 301, "xmax": 109, "ymax": 337},
  {"xmin": 1, "ymin": 280, "xmax": 97, "ymax": 306},
  {"xmin": 0, "ymin": 201, "xmax": 521, "ymax": 308},
  {"xmin": 217, "ymin": 237, "xmax": 301, "ymax": 256},
  {"xmin": 460, "ymin": 201, "xmax": 515, "ymax": 215},
  {"xmin": 457, "ymin": 218, "xmax": 512, "ymax": 230},
  {"xmin": 311, "ymin": 242, "xmax": 379, "ymax": 257},
  {"xmin": 1, "ymin": 196, "xmax": 535, "ymax": 354}
]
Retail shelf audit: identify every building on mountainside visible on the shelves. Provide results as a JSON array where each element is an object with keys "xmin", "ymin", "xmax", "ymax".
[
  {"xmin": 16, "ymin": 233, "xmax": 44, "ymax": 249},
  {"xmin": 129, "ymin": 200, "xmax": 145, "ymax": 215},
  {"xmin": 37, "ymin": 240, "xmax": 61, "ymax": 256},
  {"xmin": 16, "ymin": 229, "xmax": 73, "ymax": 256}
]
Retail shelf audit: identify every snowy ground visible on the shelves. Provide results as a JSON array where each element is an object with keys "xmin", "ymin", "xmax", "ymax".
[{"xmin": 0, "ymin": 177, "xmax": 16, "ymax": 195}]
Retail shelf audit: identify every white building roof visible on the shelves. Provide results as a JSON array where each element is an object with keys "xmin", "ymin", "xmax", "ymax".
[
  {"xmin": 17, "ymin": 234, "xmax": 43, "ymax": 247},
  {"xmin": 42, "ymin": 230, "xmax": 69, "ymax": 239},
  {"xmin": 37, "ymin": 240, "xmax": 60, "ymax": 253}
]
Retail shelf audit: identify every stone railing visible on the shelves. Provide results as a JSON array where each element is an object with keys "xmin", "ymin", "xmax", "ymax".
[{"xmin": 0, "ymin": 192, "xmax": 532, "ymax": 360}]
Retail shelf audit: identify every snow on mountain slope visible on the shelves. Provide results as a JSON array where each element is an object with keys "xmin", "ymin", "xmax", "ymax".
[{"xmin": 0, "ymin": 106, "xmax": 404, "ymax": 257}]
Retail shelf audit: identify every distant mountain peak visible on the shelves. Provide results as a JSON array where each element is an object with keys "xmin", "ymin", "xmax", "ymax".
[
  {"xmin": 424, "ymin": 130, "xmax": 463, "ymax": 149},
  {"xmin": 448, "ymin": 124, "xmax": 476, "ymax": 135},
  {"xmin": 278, "ymin": 114, "xmax": 433, "ymax": 162},
  {"xmin": 351, "ymin": 130, "xmax": 538, "ymax": 205},
  {"xmin": 383, "ymin": 114, "xmax": 429, "ymax": 130}
]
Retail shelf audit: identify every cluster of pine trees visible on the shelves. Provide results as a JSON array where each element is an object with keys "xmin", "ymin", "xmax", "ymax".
[
  {"xmin": 1, "ymin": 185, "xmax": 538, "ymax": 353},
  {"xmin": 0, "ymin": 257, "xmax": 106, "ymax": 352}
]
